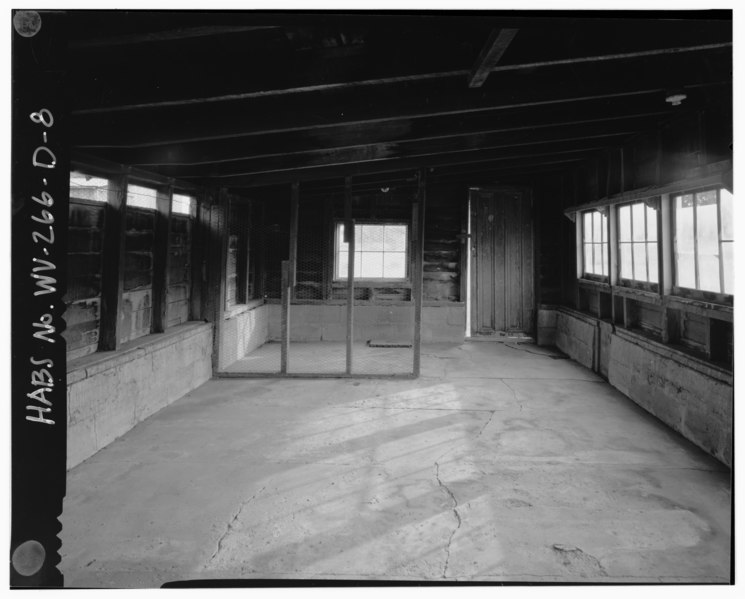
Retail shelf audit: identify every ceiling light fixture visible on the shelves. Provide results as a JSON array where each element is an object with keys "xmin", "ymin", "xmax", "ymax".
[{"xmin": 665, "ymin": 92, "xmax": 687, "ymax": 106}]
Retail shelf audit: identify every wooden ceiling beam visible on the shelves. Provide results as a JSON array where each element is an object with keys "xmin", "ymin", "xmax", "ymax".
[
  {"xmin": 71, "ymin": 41, "xmax": 729, "ymax": 115},
  {"xmin": 89, "ymin": 109, "xmax": 666, "ymax": 166},
  {"xmin": 468, "ymin": 28, "xmax": 519, "ymax": 88},
  {"xmin": 70, "ymin": 70, "xmax": 729, "ymax": 149},
  {"xmin": 218, "ymin": 147, "xmax": 602, "ymax": 189},
  {"xmin": 125, "ymin": 119, "xmax": 647, "ymax": 175},
  {"xmin": 176, "ymin": 140, "xmax": 613, "ymax": 186}
]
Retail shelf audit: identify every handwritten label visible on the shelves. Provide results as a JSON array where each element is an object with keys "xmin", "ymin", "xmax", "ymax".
[{"xmin": 26, "ymin": 108, "xmax": 57, "ymax": 425}]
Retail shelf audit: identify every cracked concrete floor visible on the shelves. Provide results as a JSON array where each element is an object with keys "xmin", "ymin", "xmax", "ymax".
[{"xmin": 60, "ymin": 342, "xmax": 732, "ymax": 587}]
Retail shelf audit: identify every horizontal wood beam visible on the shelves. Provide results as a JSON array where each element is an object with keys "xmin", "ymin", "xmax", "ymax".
[
  {"xmin": 206, "ymin": 143, "xmax": 607, "ymax": 188},
  {"xmin": 69, "ymin": 62, "xmax": 730, "ymax": 149},
  {"xmin": 468, "ymin": 28, "xmax": 519, "ymax": 88},
  {"xmin": 144, "ymin": 121, "xmax": 641, "ymax": 179},
  {"xmin": 74, "ymin": 93, "xmax": 674, "ymax": 152},
  {"xmin": 72, "ymin": 41, "xmax": 729, "ymax": 115},
  {"xmin": 104, "ymin": 112, "xmax": 664, "ymax": 169}
]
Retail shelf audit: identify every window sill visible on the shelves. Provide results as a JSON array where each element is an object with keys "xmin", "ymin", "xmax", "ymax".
[
  {"xmin": 331, "ymin": 280, "xmax": 411, "ymax": 288},
  {"xmin": 665, "ymin": 295, "xmax": 733, "ymax": 322},
  {"xmin": 612, "ymin": 285, "xmax": 661, "ymax": 304},
  {"xmin": 578, "ymin": 279, "xmax": 610, "ymax": 291}
]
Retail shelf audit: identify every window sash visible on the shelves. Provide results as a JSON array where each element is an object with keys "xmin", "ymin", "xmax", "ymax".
[
  {"xmin": 673, "ymin": 188, "xmax": 732, "ymax": 296},
  {"xmin": 581, "ymin": 210, "xmax": 608, "ymax": 278},
  {"xmin": 617, "ymin": 202, "xmax": 659, "ymax": 286},
  {"xmin": 335, "ymin": 222, "xmax": 409, "ymax": 281}
]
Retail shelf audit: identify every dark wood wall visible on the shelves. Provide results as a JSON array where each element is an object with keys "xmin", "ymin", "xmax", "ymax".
[{"xmin": 226, "ymin": 180, "xmax": 466, "ymax": 305}]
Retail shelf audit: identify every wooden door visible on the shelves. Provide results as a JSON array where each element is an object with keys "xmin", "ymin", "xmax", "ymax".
[{"xmin": 470, "ymin": 187, "xmax": 534, "ymax": 336}]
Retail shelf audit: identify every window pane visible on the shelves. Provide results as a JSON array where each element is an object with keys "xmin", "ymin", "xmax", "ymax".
[
  {"xmin": 698, "ymin": 253, "xmax": 721, "ymax": 293},
  {"xmin": 647, "ymin": 242, "xmax": 659, "ymax": 284},
  {"xmin": 384, "ymin": 225, "xmax": 407, "ymax": 251},
  {"xmin": 337, "ymin": 251, "xmax": 348, "ymax": 279},
  {"xmin": 593, "ymin": 212, "xmax": 602, "ymax": 243},
  {"xmin": 70, "ymin": 171, "xmax": 110, "ymax": 202},
  {"xmin": 619, "ymin": 205, "xmax": 631, "ymax": 242},
  {"xmin": 337, "ymin": 224, "xmax": 349, "ymax": 253},
  {"xmin": 127, "ymin": 184, "xmax": 157, "ymax": 210},
  {"xmin": 646, "ymin": 205, "xmax": 658, "ymax": 241},
  {"xmin": 584, "ymin": 244, "xmax": 593, "ymax": 275},
  {"xmin": 601, "ymin": 243, "xmax": 607, "ymax": 276},
  {"xmin": 632, "ymin": 203, "xmax": 645, "ymax": 241},
  {"xmin": 172, "ymin": 193, "xmax": 194, "ymax": 216},
  {"xmin": 696, "ymin": 193, "xmax": 720, "ymax": 292},
  {"xmin": 633, "ymin": 242, "xmax": 647, "ymax": 281},
  {"xmin": 675, "ymin": 195, "xmax": 695, "ymax": 289},
  {"xmin": 620, "ymin": 243, "xmax": 632, "ymax": 279},
  {"xmin": 383, "ymin": 253, "xmax": 406, "ymax": 278},
  {"xmin": 359, "ymin": 252, "xmax": 384, "ymax": 277},
  {"xmin": 593, "ymin": 243, "xmax": 603, "ymax": 275},
  {"xmin": 583, "ymin": 213, "xmax": 592, "ymax": 243},
  {"xmin": 722, "ymin": 241, "xmax": 734, "ymax": 295},
  {"xmin": 720, "ymin": 188, "xmax": 733, "ymax": 241},
  {"xmin": 600, "ymin": 213, "xmax": 607, "ymax": 243},
  {"xmin": 360, "ymin": 225, "xmax": 385, "ymax": 251}
]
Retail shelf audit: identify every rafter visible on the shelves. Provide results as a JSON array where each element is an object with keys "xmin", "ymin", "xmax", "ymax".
[
  {"xmin": 468, "ymin": 28, "xmax": 519, "ymax": 88},
  {"xmin": 71, "ymin": 42, "xmax": 730, "ymax": 115}
]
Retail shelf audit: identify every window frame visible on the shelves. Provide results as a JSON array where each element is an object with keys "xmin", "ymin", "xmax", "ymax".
[
  {"xmin": 671, "ymin": 186, "xmax": 733, "ymax": 305},
  {"xmin": 332, "ymin": 219, "xmax": 411, "ymax": 283},
  {"xmin": 64, "ymin": 166, "xmax": 202, "ymax": 359},
  {"xmin": 616, "ymin": 199, "xmax": 661, "ymax": 293},
  {"xmin": 580, "ymin": 209, "xmax": 609, "ymax": 283}
]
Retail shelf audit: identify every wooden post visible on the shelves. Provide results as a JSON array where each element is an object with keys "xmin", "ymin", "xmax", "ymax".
[
  {"xmin": 345, "ymin": 176, "xmax": 354, "ymax": 375},
  {"xmin": 151, "ymin": 183, "xmax": 173, "ymax": 333},
  {"xmin": 413, "ymin": 169, "xmax": 426, "ymax": 377},
  {"xmin": 210, "ymin": 189, "xmax": 229, "ymax": 372},
  {"xmin": 289, "ymin": 182, "xmax": 299, "ymax": 295},
  {"xmin": 99, "ymin": 173, "xmax": 128, "ymax": 351},
  {"xmin": 281, "ymin": 260, "xmax": 291, "ymax": 373},
  {"xmin": 189, "ymin": 194, "xmax": 206, "ymax": 321}
]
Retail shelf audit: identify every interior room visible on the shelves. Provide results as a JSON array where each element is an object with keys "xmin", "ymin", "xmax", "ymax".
[{"xmin": 18, "ymin": 9, "xmax": 735, "ymax": 586}]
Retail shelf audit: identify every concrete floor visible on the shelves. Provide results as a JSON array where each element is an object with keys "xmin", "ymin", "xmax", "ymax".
[{"xmin": 60, "ymin": 342, "xmax": 732, "ymax": 587}]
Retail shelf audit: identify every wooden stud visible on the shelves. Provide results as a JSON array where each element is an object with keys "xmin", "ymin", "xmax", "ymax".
[
  {"xmin": 210, "ymin": 189, "xmax": 229, "ymax": 373},
  {"xmin": 151, "ymin": 183, "xmax": 173, "ymax": 333},
  {"xmin": 289, "ymin": 182, "xmax": 300, "ymax": 297},
  {"xmin": 345, "ymin": 176, "xmax": 354, "ymax": 374},
  {"xmin": 413, "ymin": 169, "xmax": 426, "ymax": 377},
  {"xmin": 188, "ymin": 194, "xmax": 207, "ymax": 321},
  {"xmin": 98, "ymin": 173, "xmax": 128, "ymax": 351},
  {"xmin": 281, "ymin": 260, "xmax": 290, "ymax": 374}
]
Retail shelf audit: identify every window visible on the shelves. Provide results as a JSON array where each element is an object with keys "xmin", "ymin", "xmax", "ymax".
[
  {"xmin": 674, "ymin": 188, "xmax": 733, "ymax": 295},
  {"xmin": 618, "ymin": 201, "xmax": 659, "ymax": 286},
  {"xmin": 172, "ymin": 193, "xmax": 195, "ymax": 216},
  {"xmin": 581, "ymin": 210, "xmax": 608, "ymax": 278},
  {"xmin": 69, "ymin": 171, "xmax": 110, "ymax": 203},
  {"xmin": 334, "ymin": 222, "xmax": 408, "ymax": 280},
  {"xmin": 126, "ymin": 184, "xmax": 157, "ymax": 210}
]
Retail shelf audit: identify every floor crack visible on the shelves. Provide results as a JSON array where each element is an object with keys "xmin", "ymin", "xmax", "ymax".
[
  {"xmin": 476, "ymin": 410, "xmax": 496, "ymax": 439},
  {"xmin": 434, "ymin": 461, "xmax": 461, "ymax": 578},
  {"xmin": 208, "ymin": 486, "xmax": 266, "ymax": 563},
  {"xmin": 501, "ymin": 379, "xmax": 521, "ymax": 411}
]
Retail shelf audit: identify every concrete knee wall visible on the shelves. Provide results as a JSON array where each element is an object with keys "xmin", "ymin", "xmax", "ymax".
[
  {"xmin": 67, "ymin": 323, "xmax": 213, "ymax": 469},
  {"xmin": 539, "ymin": 307, "xmax": 733, "ymax": 467},
  {"xmin": 266, "ymin": 303, "xmax": 466, "ymax": 344}
]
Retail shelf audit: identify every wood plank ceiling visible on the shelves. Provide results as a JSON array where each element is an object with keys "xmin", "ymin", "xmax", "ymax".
[{"xmin": 65, "ymin": 11, "xmax": 732, "ymax": 191}]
